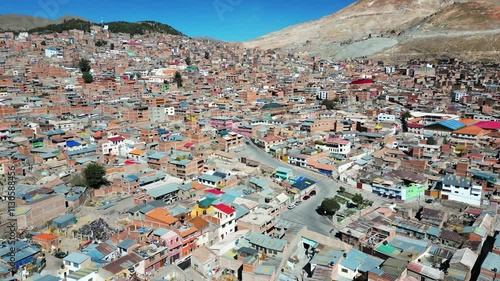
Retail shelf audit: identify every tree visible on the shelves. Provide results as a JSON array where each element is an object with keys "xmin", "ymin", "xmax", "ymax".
[
  {"xmin": 427, "ymin": 137, "xmax": 437, "ymax": 145},
  {"xmin": 352, "ymin": 194, "xmax": 364, "ymax": 205},
  {"xmin": 82, "ymin": 72, "xmax": 93, "ymax": 83},
  {"xmin": 185, "ymin": 56, "xmax": 192, "ymax": 66},
  {"xmin": 40, "ymin": 41, "xmax": 46, "ymax": 46},
  {"xmin": 318, "ymin": 197, "xmax": 340, "ymax": 216},
  {"xmin": 401, "ymin": 111, "xmax": 412, "ymax": 133},
  {"xmin": 321, "ymin": 99, "xmax": 336, "ymax": 110},
  {"xmin": 173, "ymin": 71, "xmax": 183, "ymax": 88},
  {"xmin": 83, "ymin": 163, "xmax": 107, "ymax": 189},
  {"xmin": 94, "ymin": 40, "xmax": 107, "ymax": 47},
  {"xmin": 204, "ymin": 51, "xmax": 210, "ymax": 60},
  {"xmin": 78, "ymin": 58, "xmax": 91, "ymax": 72},
  {"xmin": 110, "ymin": 43, "xmax": 115, "ymax": 50},
  {"xmin": 339, "ymin": 186, "xmax": 345, "ymax": 193}
]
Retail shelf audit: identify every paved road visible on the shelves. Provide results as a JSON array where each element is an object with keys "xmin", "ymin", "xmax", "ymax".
[
  {"xmin": 236, "ymin": 141, "xmax": 391, "ymax": 236},
  {"xmin": 236, "ymin": 143, "xmax": 337, "ymax": 235}
]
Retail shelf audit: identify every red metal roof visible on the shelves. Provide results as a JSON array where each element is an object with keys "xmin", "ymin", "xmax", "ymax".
[
  {"xmin": 408, "ymin": 123, "xmax": 424, "ymax": 128},
  {"xmin": 108, "ymin": 136, "xmax": 125, "ymax": 142},
  {"xmin": 184, "ymin": 142, "xmax": 194, "ymax": 148},
  {"xmin": 205, "ymin": 189, "xmax": 224, "ymax": 195},
  {"xmin": 214, "ymin": 204, "xmax": 235, "ymax": 214},
  {"xmin": 474, "ymin": 121, "xmax": 500, "ymax": 130},
  {"xmin": 351, "ymin": 78, "xmax": 373, "ymax": 85}
]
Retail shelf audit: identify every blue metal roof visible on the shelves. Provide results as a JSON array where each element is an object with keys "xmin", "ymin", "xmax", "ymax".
[
  {"xmin": 425, "ymin": 119, "xmax": 465, "ymax": 130},
  {"xmin": 64, "ymin": 252, "xmax": 90, "ymax": 264},
  {"xmin": 117, "ymin": 238, "xmax": 136, "ymax": 249},
  {"xmin": 292, "ymin": 178, "xmax": 316, "ymax": 191},
  {"xmin": 482, "ymin": 252, "xmax": 500, "ymax": 272}
]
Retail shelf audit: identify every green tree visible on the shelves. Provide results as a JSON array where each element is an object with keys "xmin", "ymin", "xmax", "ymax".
[
  {"xmin": 173, "ymin": 71, "xmax": 183, "ymax": 88},
  {"xmin": 427, "ymin": 137, "xmax": 437, "ymax": 145},
  {"xmin": 83, "ymin": 163, "xmax": 108, "ymax": 189},
  {"xmin": 82, "ymin": 72, "xmax": 93, "ymax": 83},
  {"xmin": 318, "ymin": 197, "xmax": 340, "ymax": 216},
  {"xmin": 204, "ymin": 51, "xmax": 210, "ymax": 60},
  {"xmin": 185, "ymin": 56, "xmax": 192, "ymax": 66},
  {"xmin": 321, "ymin": 99, "xmax": 336, "ymax": 110},
  {"xmin": 401, "ymin": 111, "xmax": 412, "ymax": 133},
  {"xmin": 339, "ymin": 186, "xmax": 345, "ymax": 193},
  {"xmin": 110, "ymin": 43, "xmax": 115, "ymax": 50},
  {"xmin": 40, "ymin": 41, "xmax": 46, "ymax": 46},
  {"xmin": 78, "ymin": 58, "xmax": 91, "ymax": 72},
  {"xmin": 352, "ymin": 194, "xmax": 364, "ymax": 205}
]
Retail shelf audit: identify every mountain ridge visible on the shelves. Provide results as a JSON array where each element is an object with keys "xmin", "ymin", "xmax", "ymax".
[
  {"xmin": 244, "ymin": 0, "xmax": 500, "ymax": 61},
  {"xmin": 0, "ymin": 14, "xmax": 184, "ymax": 36},
  {"xmin": 0, "ymin": 14, "xmax": 88, "ymax": 31}
]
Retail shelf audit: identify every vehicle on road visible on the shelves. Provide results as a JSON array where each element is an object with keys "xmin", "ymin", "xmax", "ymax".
[
  {"xmin": 287, "ymin": 204, "xmax": 296, "ymax": 210},
  {"xmin": 303, "ymin": 195, "xmax": 310, "ymax": 200},
  {"xmin": 425, "ymin": 199, "xmax": 433, "ymax": 203},
  {"xmin": 310, "ymin": 190, "xmax": 316, "ymax": 196},
  {"xmin": 54, "ymin": 251, "xmax": 68, "ymax": 259},
  {"xmin": 295, "ymin": 200, "xmax": 302, "ymax": 205}
]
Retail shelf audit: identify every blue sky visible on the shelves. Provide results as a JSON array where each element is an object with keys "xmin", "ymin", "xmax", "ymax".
[{"xmin": 2, "ymin": 0, "xmax": 356, "ymax": 41}]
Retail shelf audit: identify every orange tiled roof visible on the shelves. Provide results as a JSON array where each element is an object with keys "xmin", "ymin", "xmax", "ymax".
[
  {"xmin": 190, "ymin": 182, "xmax": 206, "ymax": 191},
  {"xmin": 189, "ymin": 216, "xmax": 209, "ymax": 229},
  {"xmin": 33, "ymin": 233, "xmax": 58, "ymax": 240},
  {"xmin": 129, "ymin": 149, "xmax": 145, "ymax": 155},
  {"xmin": 180, "ymin": 226, "xmax": 197, "ymax": 237},
  {"xmin": 146, "ymin": 208, "xmax": 178, "ymax": 224},
  {"xmin": 453, "ymin": 125, "xmax": 489, "ymax": 136},
  {"xmin": 459, "ymin": 119, "xmax": 478, "ymax": 126}
]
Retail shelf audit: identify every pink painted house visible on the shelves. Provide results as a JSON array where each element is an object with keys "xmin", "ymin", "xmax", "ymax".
[
  {"xmin": 155, "ymin": 228, "xmax": 182, "ymax": 264},
  {"xmin": 209, "ymin": 117, "xmax": 233, "ymax": 130}
]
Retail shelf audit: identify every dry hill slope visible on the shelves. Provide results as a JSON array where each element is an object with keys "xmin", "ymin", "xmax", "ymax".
[
  {"xmin": 245, "ymin": 0, "xmax": 500, "ymax": 61},
  {"xmin": 0, "ymin": 14, "xmax": 86, "ymax": 31}
]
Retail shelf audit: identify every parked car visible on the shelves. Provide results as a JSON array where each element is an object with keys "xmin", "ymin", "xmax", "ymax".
[
  {"xmin": 425, "ymin": 199, "xmax": 434, "ymax": 203},
  {"xmin": 54, "ymin": 251, "xmax": 68, "ymax": 259},
  {"xmin": 295, "ymin": 200, "xmax": 302, "ymax": 205},
  {"xmin": 309, "ymin": 190, "xmax": 316, "ymax": 196},
  {"xmin": 287, "ymin": 204, "xmax": 296, "ymax": 210},
  {"xmin": 303, "ymin": 195, "xmax": 310, "ymax": 200}
]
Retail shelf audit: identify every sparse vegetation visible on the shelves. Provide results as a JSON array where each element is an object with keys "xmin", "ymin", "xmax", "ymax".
[
  {"xmin": 82, "ymin": 72, "xmax": 93, "ymax": 83},
  {"xmin": 173, "ymin": 71, "xmax": 183, "ymax": 88},
  {"xmin": 317, "ymin": 197, "xmax": 340, "ymax": 216},
  {"xmin": 83, "ymin": 163, "xmax": 108, "ymax": 189}
]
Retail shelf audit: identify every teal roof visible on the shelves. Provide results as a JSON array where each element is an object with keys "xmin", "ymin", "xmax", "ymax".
[
  {"xmin": 311, "ymin": 249, "xmax": 344, "ymax": 266},
  {"xmin": 341, "ymin": 249, "xmax": 383, "ymax": 272},
  {"xmin": 147, "ymin": 183, "xmax": 179, "ymax": 199},
  {"xmin": 494, "ymin": 235, "xmax": 500, "ymax": 249},
  {"xmin": 152, "ymin": 228, "xmax": 170, "ymax": 237},
  {"xmin": 481, "ymin": 252, "xmax": 500, "ymax": 272},
  {"xmin": 64, "ymin": 252, "xmax": 90, "ymax": 264},
  {"xmin": 245, "ymin": 231, "xmax": 286, "ymax": 252},
  {"xmin": 254, "ymin": 265, "xmax": 275, "ymax": 276},
  {"xmin": 199, "ymin": 174, "xmax": 222, "ymax": 183},
  {"xmin": 250, "ymin": 177, "xmax": 269, "ymax": 188},
  {"xmin": 198, "ymin": 197, "xmax": 216, "ymax": 208},
  {"xmin": 427, "ymin": 227, "xmax": 441, "ymax": 237},
  {"xmin": 276, "ymin": 167, "xmax": 292, "ymax": 174}
]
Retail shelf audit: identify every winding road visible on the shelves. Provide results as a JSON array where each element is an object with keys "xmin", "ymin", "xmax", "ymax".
[{"xmin": 236, "ymin": 141, "xmax": 387, "ymax": 236}]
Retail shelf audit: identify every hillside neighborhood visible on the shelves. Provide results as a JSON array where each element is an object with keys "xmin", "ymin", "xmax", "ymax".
[{"xmin": 0, "ymin": 24, "xmax": 499, "ymax": 281}]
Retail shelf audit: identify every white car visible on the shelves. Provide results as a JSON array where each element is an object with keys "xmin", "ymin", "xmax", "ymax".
[{"xmin": 287, "ymin": 204, "xmax": 296, "ymax": 210}]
